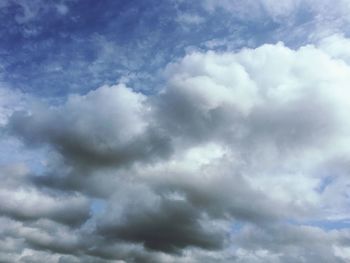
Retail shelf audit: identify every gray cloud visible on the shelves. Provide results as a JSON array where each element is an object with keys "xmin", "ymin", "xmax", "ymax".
[
  {"xmin": 234, "ymin": 224, "xmax": 350, "ymax": 262},
  {"xmin": 3, "ymin": 38, "xmax": 350, "ymax": 262},
  {"xmin": 98, "ymin": 198, "xmax": 226, "ymax": 253},
  {"xmin": 0, "ymin": 164, "xmax": 91, "ymax": 226},
  {"xmin": 9, "ymin": 84, "xmax": 172, "ymax": 169}
]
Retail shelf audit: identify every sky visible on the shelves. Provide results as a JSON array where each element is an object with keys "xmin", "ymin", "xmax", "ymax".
[{"xmin": 2, "ymin": 0, "xmax": 350, "ymax": 262}]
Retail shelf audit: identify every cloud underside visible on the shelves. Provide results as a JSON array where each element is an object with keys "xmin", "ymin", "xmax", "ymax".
[{"xmin": 3, "ymin": 36, "xmax": 350, "ymax": 262}]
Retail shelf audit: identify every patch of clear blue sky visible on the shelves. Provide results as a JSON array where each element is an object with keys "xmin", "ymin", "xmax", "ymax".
[
  {"xmin": 291, "ymin": 219, "xmax": 350, "ymax": 231},
  {"xmin": 307, "ymin": 219, "xmax": 350, "ymax": 230},
  {"xmin": 283, "ymin": 213, "xmax": 350, "ymax": 231},
  {"xmin": 0, "ymin": 0, "xmax": 320, "ymax": 98},
  {"xmin": 315, "ymin": 175, "xmax": 334, "ymax": 193},
  {"xmin": 90, "ymin": 198, "xmax": 107, "ymax": 215}
]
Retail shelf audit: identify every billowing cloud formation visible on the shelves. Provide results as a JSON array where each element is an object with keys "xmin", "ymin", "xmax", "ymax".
[
  {"xmin": 2, "ymin": 36, "xmax": 350, "ymax": 262},
  {"xmin": 10, "ymin": 84, "xmax": 171, "ymax": 167}
]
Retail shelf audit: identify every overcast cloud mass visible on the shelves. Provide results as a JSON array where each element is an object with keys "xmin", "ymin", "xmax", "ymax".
[{"xmin": 2, "ymin": 0, "xmax": 350, "ymax": 262}]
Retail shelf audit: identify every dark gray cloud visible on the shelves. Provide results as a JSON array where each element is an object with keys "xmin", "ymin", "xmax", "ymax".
[{"xmin": 98, "ymin": 198, "xmax": 226, "ymax": 253}]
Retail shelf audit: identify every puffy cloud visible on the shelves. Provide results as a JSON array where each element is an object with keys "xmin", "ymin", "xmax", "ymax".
[
  {"xmin": 4, "ymin": 37, "xmax": 350, "ymax": 261},
  {"xmin": 0, "ymin": 164, "xmax": 90, "ymax": 226},
  {"xmin": 9, "ymin": 84, "xmax": 172, "ymax": 168},
  {"xmin": 99, "ymin": 198, "xmax": 226, "ymax": 253},
  {"xmin": 318, "ymin": 34, "xmax": 350, "ymax": 63},
  {"xmin": 159, "ymin": 42, "xmax": 350, "ymax": 161}
]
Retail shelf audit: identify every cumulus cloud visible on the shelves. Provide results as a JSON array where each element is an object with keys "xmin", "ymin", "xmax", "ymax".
[
  {"xmin": 98, "ymin": 198, "xmax": 226, "ymax": 253},
  {"xmin": 3, "ymin": 35, "xmax": 350, "ymax": 262},
  {"xmin": 9, "ymin": 84, "xmax": 172, "ymax": 168},
  {"xmin": 0, "ymin": 164, "xmax": 90, "ymax": 226}
]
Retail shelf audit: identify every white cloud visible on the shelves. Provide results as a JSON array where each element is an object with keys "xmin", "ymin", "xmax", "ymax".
[
  {"xmin": 4, "ymin": 37, "xmax": 350, "ymax": 261},
  {"xmin": 318, "ymin": 34, "xmax": 350, "ymax": 64}
]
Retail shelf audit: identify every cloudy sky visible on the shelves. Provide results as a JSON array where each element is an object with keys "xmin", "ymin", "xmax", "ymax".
[{"xmin": 1, "ymin": 0, "xmax": 350, "ymax": 262}]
